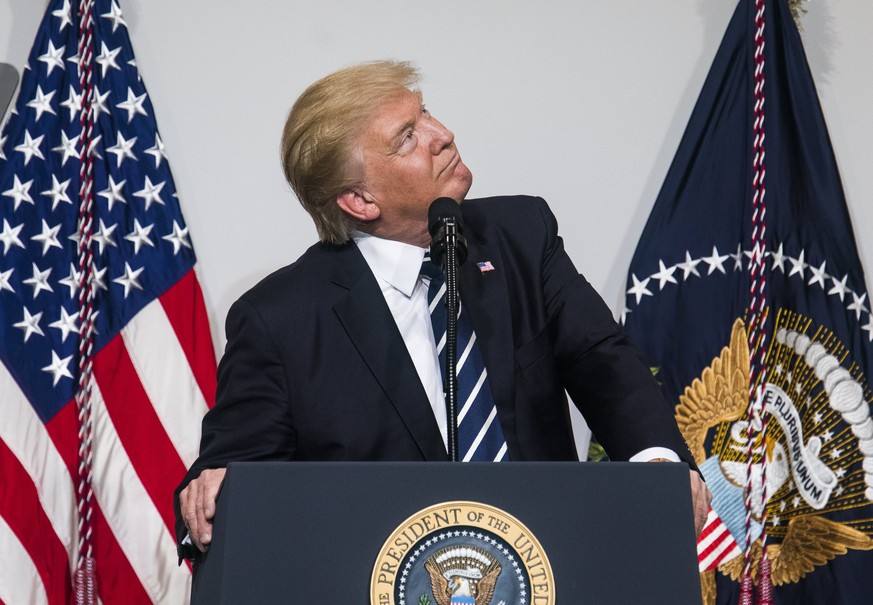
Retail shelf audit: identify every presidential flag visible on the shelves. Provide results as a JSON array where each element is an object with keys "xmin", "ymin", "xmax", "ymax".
[
  {"xmin": 623, "ymin": 0, "xmax": 873, "ymax": 603},
  {"xmin": 0, "ymin": 1, "xmax": 216, "ymax": 602}
]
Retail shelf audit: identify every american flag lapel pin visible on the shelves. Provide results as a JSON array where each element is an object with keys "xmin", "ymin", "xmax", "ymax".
[{"xmin": 476, "ymin": 261, "xmax": 495, "ymax": 273}]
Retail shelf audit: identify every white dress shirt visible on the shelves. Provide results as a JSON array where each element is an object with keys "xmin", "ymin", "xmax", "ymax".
[
  {"xmin": 353, "ymin": 231, "xmax": 449, "ymax": 448},
  {"xmin": 351, "ymin": 231, "xmax": 678, "ymax": 463}
]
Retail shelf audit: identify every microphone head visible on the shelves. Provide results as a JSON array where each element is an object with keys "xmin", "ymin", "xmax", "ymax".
[
  {"xmin": 428, "ymin": 197, "xmax": 462, "ymax": 237},
  {"xmin": 427, "ymin": 198, "xmax": 467, "ymax": 268}
]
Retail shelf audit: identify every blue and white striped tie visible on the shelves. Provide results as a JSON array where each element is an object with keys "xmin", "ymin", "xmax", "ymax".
[{"xmin": 421, "ymin": 256, "xmax": 508, "ymax": 461}]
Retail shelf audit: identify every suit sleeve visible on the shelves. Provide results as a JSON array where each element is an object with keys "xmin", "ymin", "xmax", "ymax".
[
  {"xmin": 173, "ymin": 295, "xmax": 297, "ymax": 543},
  {"xmin": 533, "ymin": 198, "xmax": 694, "ymax": 464}
]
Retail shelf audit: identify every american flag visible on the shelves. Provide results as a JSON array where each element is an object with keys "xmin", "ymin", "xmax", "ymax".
[
  {"xmin": 476, "ymin": 261, "xmax": 495, "ymax": 273},
  {"xmin": 0, "ymin": 0, "xmax": 216, "ymax": 602}
]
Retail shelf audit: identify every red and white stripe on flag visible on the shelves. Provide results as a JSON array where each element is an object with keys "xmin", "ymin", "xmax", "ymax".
[
  {"xmin": 0, "ymin": 0, "xmax": 216, "ymax": 602},
  {"xmin": 697, "ymin": 507, "xmax": 743, "ymax": 572},
  {"xmin": 1, "ymin": 272, "xmax": 216, "ymax": 604}
]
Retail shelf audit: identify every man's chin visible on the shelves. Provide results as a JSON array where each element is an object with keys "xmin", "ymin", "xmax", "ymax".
[{"xmin": 448, "ymin": 167, "xmax": 473, "ymax": 203}]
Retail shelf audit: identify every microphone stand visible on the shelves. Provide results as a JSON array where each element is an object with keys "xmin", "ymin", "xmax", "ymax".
[
  {"xmin": 442, "ymin": 217, "xmax": 460, "ymax": 463},
  {"xmin": 429, "ymin": 197, "xmax": 466, "ymax": 463}
]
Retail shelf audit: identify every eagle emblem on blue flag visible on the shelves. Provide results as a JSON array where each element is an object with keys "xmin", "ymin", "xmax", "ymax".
[{"xmin": 676, "ymin": 317, "xmax": 873, "ymax": 587}]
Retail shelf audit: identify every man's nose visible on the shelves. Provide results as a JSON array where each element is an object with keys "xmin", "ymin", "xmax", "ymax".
[{"xmin": 427, "ymin": 119, "xmax": 455, "ymax": 153}]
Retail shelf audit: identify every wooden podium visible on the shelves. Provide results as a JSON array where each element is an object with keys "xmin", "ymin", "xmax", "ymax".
[{"xmin": 192, "ymin": 461, "xmax": 702, "ymax": 604}]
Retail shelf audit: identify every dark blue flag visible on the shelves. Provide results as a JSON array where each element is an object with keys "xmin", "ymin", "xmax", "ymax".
[{"xmin": 623, "ymin": 0, "xmax": 873, "ymax": 603}]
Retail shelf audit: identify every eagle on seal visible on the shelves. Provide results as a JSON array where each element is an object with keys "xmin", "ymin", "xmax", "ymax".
[{"xmin": 424, "ymin": 546, "xmax": 501, "ymax": 605}]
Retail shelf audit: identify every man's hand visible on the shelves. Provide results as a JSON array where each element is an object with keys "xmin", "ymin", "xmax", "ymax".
[
  {"xmin": 689, "ymin": 469, "xmax": 712, "ymax": 537},
  {"xmin": 179, "ymin": 468, "xmax": 227, "ymax": 552}
]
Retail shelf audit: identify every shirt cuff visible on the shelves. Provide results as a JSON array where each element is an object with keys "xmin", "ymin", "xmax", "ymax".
[
  {"xmin": 628, "ymin": 447, "xmax": 681, "ymax": 463},
  {"xmin": 177, "ymin": 532, "xmax": 198, "ymax": 564}
]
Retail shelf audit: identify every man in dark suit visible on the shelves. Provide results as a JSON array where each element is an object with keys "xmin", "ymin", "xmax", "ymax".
[{"xmin": 176, "ymin": 60, "xmax": 710, "ymax": 556}]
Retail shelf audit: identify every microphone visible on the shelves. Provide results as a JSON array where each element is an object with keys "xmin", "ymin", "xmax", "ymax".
[{"xmin": 427, "ymin": 197, "xmax": 467, "ymax": 269}]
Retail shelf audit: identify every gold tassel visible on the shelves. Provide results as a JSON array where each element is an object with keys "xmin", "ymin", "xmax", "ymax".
[{"xmin": 788, "ymin": 0, "xmax": 809, "ymax": 30}]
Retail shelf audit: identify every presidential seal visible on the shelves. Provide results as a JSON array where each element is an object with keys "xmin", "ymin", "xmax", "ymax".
[
  {"xmin": 370, "ymin": 501, "xmax": 555, "ymax": 605},
  {"xmin": 676, "ymin": 315, "xmax": 873, "ymax": 603}
]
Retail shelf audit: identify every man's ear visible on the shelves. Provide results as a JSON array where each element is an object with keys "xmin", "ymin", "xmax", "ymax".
[{"xmin": 336, "ymin": 189, "xmax": 381, "ymax": 222}]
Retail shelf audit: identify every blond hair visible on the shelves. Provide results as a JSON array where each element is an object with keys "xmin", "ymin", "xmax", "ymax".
[{"xmin": 281, "ymin": 61, "xmax": 421, "ymax": 243}]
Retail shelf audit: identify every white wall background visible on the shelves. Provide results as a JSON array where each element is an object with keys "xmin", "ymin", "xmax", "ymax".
[{"xmin": 2, "ymin": 0, "xmax": 871, "ymax": 362}]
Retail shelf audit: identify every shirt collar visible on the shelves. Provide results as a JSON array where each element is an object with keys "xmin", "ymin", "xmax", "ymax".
[{"xmin": 352, "ymin": 231, "xmax": 427, "ymax": 297}]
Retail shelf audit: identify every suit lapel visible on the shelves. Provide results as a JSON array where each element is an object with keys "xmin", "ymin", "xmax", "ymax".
[
  {"xmin": 459, "ymin": 241, "xmax": 517, "ymax": 448},
  {"xmin": 329, "ymin": 244, "xmax": 449, "ymax": 461}
]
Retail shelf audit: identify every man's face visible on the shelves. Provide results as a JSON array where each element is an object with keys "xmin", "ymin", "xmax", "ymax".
[{"xmin": 356, "ymin": 89, "xmax": 473, "ymax": 246}]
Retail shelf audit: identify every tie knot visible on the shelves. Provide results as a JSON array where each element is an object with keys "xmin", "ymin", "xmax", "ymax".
[{"xmin": 420, "ymin": 255, "xmax": 444, "ymax": 282}]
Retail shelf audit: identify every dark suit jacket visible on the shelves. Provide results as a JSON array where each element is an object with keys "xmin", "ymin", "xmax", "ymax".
[{"xmin": 174, "ymin": 196, "xmax": 692, "ymax": 542}]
